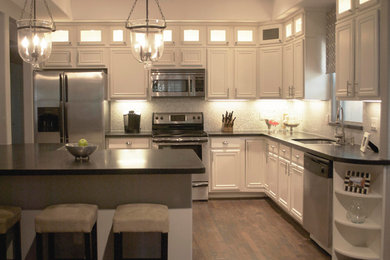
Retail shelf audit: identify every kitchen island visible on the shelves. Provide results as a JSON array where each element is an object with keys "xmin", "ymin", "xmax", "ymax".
[{"xmin": 0, "ymin": 144, "xmax": 204, "ymax": 260}]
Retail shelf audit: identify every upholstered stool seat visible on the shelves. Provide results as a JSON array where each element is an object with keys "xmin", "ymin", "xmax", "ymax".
[
  {"xmin": 113, "ymin": 203, "xmax": 169, "ymax": 260},
  {"xmin": 35, "ymin": 204, "xmax": 98, "ymax": 260},
  {"xmin": 0, "ymin": 206, "xmax": 21, "ymax": 260}
]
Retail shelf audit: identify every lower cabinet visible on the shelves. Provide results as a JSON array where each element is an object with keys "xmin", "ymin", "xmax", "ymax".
[
  {"xmin": 289, "ymin": 163, "xmax": 304, "ymax": 223},
  {"xmin": 209, "ymin": 137, "xmax": 266, "ymax": 193},
  {"xmin": 278, "ymin": 157, "xmax": 290, "ymax": 211},
  {"xmin": 106, "ymin": 137, "xmax": 151, "ymax": 149},
  {"xmin": 210, "ymin": 149, "xmax": 241, "ymax": 191},
  {"xmin": 266, "ymin": 152, "xmax": 278, "ymax": 200}
]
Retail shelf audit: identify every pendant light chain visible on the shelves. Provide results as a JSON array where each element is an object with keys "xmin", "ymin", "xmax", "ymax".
[
  {"xmin": 126, "ymin": 0, "xmax": 166, "ymax": 24},
  {"xmin": 43, "ymin": 0, "xmax": 56, "ymax": 30},
  {"xmin": 19, "ymin": 0, "xmax": 56, "ymax": 30}
]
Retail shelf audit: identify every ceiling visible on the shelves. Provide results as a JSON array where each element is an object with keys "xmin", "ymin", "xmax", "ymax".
[{"xmin": 9, "ymin": 0, "xmax": 336, "ymax": 22}]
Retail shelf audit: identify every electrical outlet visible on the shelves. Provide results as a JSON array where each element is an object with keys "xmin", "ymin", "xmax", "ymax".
[{"xmin": 371, "ymin": 117, "xmax": 378, "ymax": 131}]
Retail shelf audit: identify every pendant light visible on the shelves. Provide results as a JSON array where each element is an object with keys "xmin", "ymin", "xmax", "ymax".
[
  {"xmin": 125, "ymin": 0, "xmax": 166, "ymax": 68},
  {"xmin": 17, "ymin": 0, "xmax": 56, "ymax": 68}
]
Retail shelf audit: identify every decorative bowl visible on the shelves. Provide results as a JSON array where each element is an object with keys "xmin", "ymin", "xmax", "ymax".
[{"xmin": 65, "ymin": 143, "xmax": 97, "ymax": 160}]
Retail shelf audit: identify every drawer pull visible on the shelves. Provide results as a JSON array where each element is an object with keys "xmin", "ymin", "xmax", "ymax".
[
  {"xmin": 222, "ymin": 141, "xmax": 229, "ymax": 145},
  {"xmin": 126, "ymin": 141, "xmax": 132, "ymax": 145},
  {"xmin": 282, "ymin": 149, "xmax": 286, "ymax": 153},
  {"xmin": 295, "ymin": 155, "xmax": 300, "ymax": 159}
]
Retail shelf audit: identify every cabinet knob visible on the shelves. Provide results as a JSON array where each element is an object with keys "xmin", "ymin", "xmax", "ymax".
[
  {"xmin": 223, "ymin": 141, "xmax": 229, "ymax": 145},
  {"xmin": 126, "ymin": 141, "xmax": 132, "ymax": 145},
  {"xmin": 271, "ymin": 145, "xmax": 276, "ymax": 148},
  {"xmin": 295, "ymin": 155, "xmax": 300, "ymax": 159},
  {"xmin": 282, "ymin": 149, "xmax": 286, "ymax": 153}
]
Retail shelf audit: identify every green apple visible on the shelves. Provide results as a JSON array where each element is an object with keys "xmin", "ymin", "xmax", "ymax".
[{"xmin": 78, "ymin": 138, "xmax": 88, "ymax": 147}]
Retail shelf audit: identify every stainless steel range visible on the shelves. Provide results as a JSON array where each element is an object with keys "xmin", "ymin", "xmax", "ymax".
[{"xmin": 152, "ymin": 112, "xmax": 209, "ymax": 200}]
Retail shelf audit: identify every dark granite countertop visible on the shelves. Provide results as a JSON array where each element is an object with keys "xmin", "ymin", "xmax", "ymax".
[
  {"xmin": 105, "ymin": 131, "xmax": 152, "ymax": 137},
  {"xmin": 208, "ymin": 131, "xmax": 390, "ymax": 165},
  {"xmin": 0, "ymin": 144, "xmax": 205, "ymax": 175}
]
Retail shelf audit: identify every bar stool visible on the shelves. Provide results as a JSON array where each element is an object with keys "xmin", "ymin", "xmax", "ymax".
[
  {"xmin": 35, "ymin": 204, "xmax": 98, "ymax": 260},
  {"xmin": 113, "ymin": 203, "xmax": 169, "ymax": 260},
  {"xmin": 0, "ymin": 206, "xmax": 21, "ymax": 260}
]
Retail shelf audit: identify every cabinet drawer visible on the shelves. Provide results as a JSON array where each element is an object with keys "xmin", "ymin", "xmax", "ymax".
[
  {"xmin": 107, "ymin": 138, "xmax": 150, "ymax": 149},
  {"xmin": 267, "ymin": 140, "xmax": 279, "ymax": 154},
  {"xmin": 291, "ymin": 148, "xmax": 304, "ymax": 166},
  {"xmin": 279, "ymin": 143, "xmax": 291, "ymax": 160},
  {"xmin": 211, "ymin": 138, "xmax": 241, "ymax": 148}
]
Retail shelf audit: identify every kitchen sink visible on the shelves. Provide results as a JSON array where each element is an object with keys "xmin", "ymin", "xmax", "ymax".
[{"xmin": 292, "ymin": 138, "xmax": 336, "ymax": 144}]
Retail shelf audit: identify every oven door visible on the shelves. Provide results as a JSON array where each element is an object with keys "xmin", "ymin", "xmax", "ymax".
[{"xmin": 153, "ymin": 141, "xmax": 209, "ymax": 200}]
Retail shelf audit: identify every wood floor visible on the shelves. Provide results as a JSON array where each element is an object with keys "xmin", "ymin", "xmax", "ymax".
[{"xmin": 193, "ymin": 198, "xmax": 331, "ymax": 260}]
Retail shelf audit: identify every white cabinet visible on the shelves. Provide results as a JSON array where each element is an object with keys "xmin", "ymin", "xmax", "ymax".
[
  {"xmin": 43, "ymin": 48, "xmax": 74, "ymax": 67},
  {"xmin": 207, "ymin": 48, "xmax": 256, "ymax": 99},
  {"xmin": 259, "ymin": 24, "xmax": 282, "ymax": 45},
  {"xmin": 335, "ymin": 19, "xmax": 354, "ymax": 97},
  {"xmin": 332, "ymin": 162, "xmax": 385, "ymax": 260},
  {"xmin": 77, "ymin": 48, "xmax": 105, "ymax": 66},
  {"xmin": 180, "ymin": 26, "xmax": 206, "ymax": 46},
  {"xmin": 109, "ymin": 48, "xmax": 147, "ymax": 99},
  {"xmin": 153, "ymin": 48, "xmax": 206, "ymax": 67},
  {"xmin": 234, "ymin": 27, "xmax": 257, "ymax": 46},
  {"xmin": 354, "ymin": 9, "xmax": 379, "ymax": 97},
  {"xmin": 234, "ymin": 48, "xmax": 257, "ymax": 98},
  {"xmin": 283, "ymin": 39, "xmax": 304, "ymax": 99},
  {"xmin": 207, "ymin": 26, "xmax": 231, "ymax": 46},
  {"xmin": 337, "ymin": 0, "xmax": 378, "ymax": 20},
  {"xmin": 207, "ymin": 48, "xmax": 231, "ymax": 98},
  {"xmin": 289, "ymin": 163, "xmax": 303, "ymax": 223},
  {"xmin": 266, "ymin": 152, "xmax": 278, "ymax": 200},
  {"xmin": 336, "ymin": 9, "xmax": 379, "ymax": 98},
  {"xmin": 210, "ymin": 149, "xmax": 241, "ymax": 191},
  {"xmin": 258, "ymin": 46, "xmax": 283, "ymax": 98},
  {"xmin": 107, "ymin": 137, "xmax": 150, "ymax": 149},
  {"xmin": 278, "ymin": 157, "xmax": 290, "ymax": 211},
  {"xmin": 244, "ymin": 139, "xmax": 266, "ymax": 191}
]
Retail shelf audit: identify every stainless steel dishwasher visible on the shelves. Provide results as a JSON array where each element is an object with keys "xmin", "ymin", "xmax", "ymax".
[{"xmin": 303, "ymin": 153, "xmax": 333, "ymax": 254}]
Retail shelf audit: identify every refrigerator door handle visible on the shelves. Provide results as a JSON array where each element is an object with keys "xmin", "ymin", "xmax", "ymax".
[
  {"xmin": 64, "ymin": 74, "xmax": 69, "ymax": 143},
  {"xmin": 65, "ymin": 74, "xmax": 69, "ymax": 102},
  {"xmin": 59, "ymin": 74, "xmax": 64, "ymax": 143}
]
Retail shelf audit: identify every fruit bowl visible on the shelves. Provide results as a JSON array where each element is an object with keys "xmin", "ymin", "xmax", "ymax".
[{"xmin": 65, "ymin": 143, "xmax": 97, "ymax": 160}]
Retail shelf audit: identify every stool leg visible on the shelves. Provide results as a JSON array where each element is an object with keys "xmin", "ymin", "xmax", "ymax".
[
  {"xmin": 114, "ymin": 233, "xmax": 122, "ymax": 260},
  {"xmin": 0, "ymin": 233, "xmax": 6, "ymax": 260},
  {"xmin": 36, "ymin": 233, "xmax": 43, "ymax": 260},
  {"xmin": 13, "ymin": 222, "xmax": 22, "ymax": 260},
  {"xmin": 84, "ymin": 232, "xmax": 91, "ymax": 260},
  {"xmin": 91, "ymin": 224, "xmax": 97, "ymax": 260},
  {"xmin": 48, "ymin": 233, "xmax": 55, "ymax": 260},
  {"xmin": 161, "ymin": 233, "xmax": 168, "ymax": 260}
]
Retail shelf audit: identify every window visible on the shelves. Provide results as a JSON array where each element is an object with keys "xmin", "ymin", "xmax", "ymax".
[{"xmin": 330, "ymin": 73, "xmax": 363, "ymax": 125}]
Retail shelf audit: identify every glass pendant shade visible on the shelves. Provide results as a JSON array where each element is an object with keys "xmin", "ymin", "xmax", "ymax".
[
  {"xmin": 17, "ymin": 19, "xmax": 54, "ymax": 68},
  {"xmin": 127, "ymin": 19, "xmax": 165, "ymax": 68},
  {"xmin": 125, "ymin": 0, "xmax": 166, "ymax": 68}
]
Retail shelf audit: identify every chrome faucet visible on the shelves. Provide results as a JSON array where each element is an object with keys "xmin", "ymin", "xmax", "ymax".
[{"xmin": 335, "ymin": 106, "xmax": 345, "ymax": 144}]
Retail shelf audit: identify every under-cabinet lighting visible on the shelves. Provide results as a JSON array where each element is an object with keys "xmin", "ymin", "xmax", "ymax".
[
  {"xmin": 362, "ymin": 100, "xmax": 381, "ymax": 103},
  {"xmin": 208, "ymin": 99, "xmax": 249, "ymax": 102}
]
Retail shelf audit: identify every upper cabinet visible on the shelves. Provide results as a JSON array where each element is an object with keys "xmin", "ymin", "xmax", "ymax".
[
  {"xmin": 337, "ymin": 0, "xmax": 379, "ymax": 20},
  {"xmin": 180, "ymin": 26, "xmax": 206, "ymax": 46},
  {"xmin": 109, "ymin": 27, "xmax": 127, "ymax": 46},
  {"xmin": 336, "ymin": 8, "xmax": 379, "ymax": 98},
  {"xmin": 207, "ymin": 26, "xmax": 231, "ymax": 46},
  {"xmin": 284, "ymin": 20, "xmax": 293, "ymax": 41},
  {"xmin": 259, "ymin": 24, "xmax": 282, "ymax": 45},
  {"xmin": 77, "ymin": 26, "xmax": 106, "ymax": 46},
  {"xmin": 234, "ymin": 27, "xmax": 257, "ymax": 46},
  {"xmin": 258, "ymin": 46, "xmax": 282, "ymax": 98}
]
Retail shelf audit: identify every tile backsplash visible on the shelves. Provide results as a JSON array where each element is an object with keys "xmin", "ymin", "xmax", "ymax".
[{"xmin": 110, "ymin": 98, "xmax": 381, "ymax": 148}]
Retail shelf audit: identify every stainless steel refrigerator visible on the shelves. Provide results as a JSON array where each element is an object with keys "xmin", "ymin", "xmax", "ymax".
[{"xmin": 34, "ymin": 70, "xmax": 107, "ymax": 145}]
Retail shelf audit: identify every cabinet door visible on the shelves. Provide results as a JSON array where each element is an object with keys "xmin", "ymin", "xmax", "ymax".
[
  {"xmin": 283, "ymin": 43, "xmax": 294, "ymax": 98},
  {"xmin": 336, "ymin": 20, "xmax": 354, "ymax": 97},
  {"xmin": 355, "ymin": 10, "xmax": 379, "ymax": 97},
  {"xmin": 245, "ymin": 139, "xmax": 266, "ymax": 190},
  {"xmin": 258, "ymin": 46, "xmax": 282, "ymax": 98},
  {"xmin": 153, "ymin": 48, "xmax": 176, "ymax": 66},
  {"xmin": 293, "ymin": 39, "xmax": 304, "ymax": 98},
  {"xmin": 207, "ymin": 48, "xmax": 231, "ymax": 98},
  {"xmin": 266, "ymin": 153, "xmax": 278, "ymax": 200},
  {"xmin": 109, "ymin": 49, "xmax": 147, "ymax": 99},
  {"xmin": 180, "ymin": 48, "xmax": 205, "ymax": 67},
  {"xmin": 290, "ymin": 164, "xmax": 303, "ymax": 223},
  {"xmin": 234, "ymin": 48, "xmax": 257, "ymax": 99},
  {"xmin": 278, "ymin": 157, "xmax": 290, "ymax": 211},
  {"xmin": 211, "ymin": 150, "xmax": 241, "ymax": 191},
  {"xmin": 337, "ymin": 0, "xmax": 353, "ymax": 19},
  {"xmin": 77, "ymin": 48, "xmax": 105, "ymax": 66},
  {"xmin": 44, "ymin": 48, "xmax": 73, "ymax": 67}
]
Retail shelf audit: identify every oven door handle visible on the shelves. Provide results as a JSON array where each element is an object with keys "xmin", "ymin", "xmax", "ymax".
[
  {"xmin": 153, "ymin": 141, "xmax": 208, "ymax": 146},
  {"xmin": 192, "ymin": 182, "xmax": 208, "ymax": 187}
]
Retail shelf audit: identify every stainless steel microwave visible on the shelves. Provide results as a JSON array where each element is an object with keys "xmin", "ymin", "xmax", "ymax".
[{"xmin": 150, "ymin": 69, "xmax": 205, "ymax": 97}]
